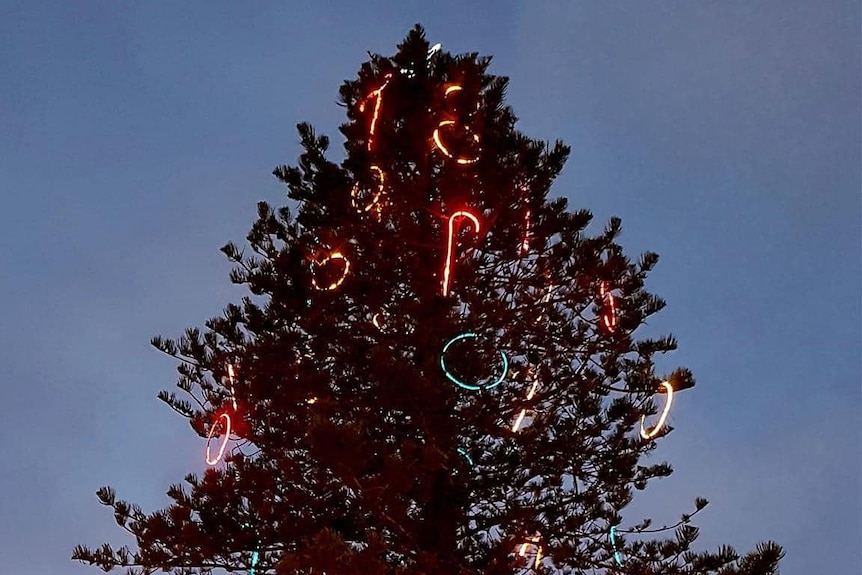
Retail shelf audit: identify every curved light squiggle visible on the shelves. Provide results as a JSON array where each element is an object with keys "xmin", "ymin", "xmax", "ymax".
[
  {"xmin": 457, "ymin": 447, "xmax": 474, "ymax": 466},
  {"xmin": 351, "ymin": 165, "xmax": 385, "ymax": 217},
  {"xmin": 640, "ymin": 380, "xmax": 674, "ymax": 439},
  {"xmin": 311, "ymin": 251, "xmax": 350, "ymax": 291},
  {"xmin": 205, "ymin": 413, "xmax": 232, "ymax": 466},
  {"xmin": 442, "ymin": 211, "xmax": 480, "ymax": 297},
  {"xmin": 432, "ymin": 85, "xmax": 481, "ymax": 164},
  {"xmin": 440, "ymin": 332, "xmax": 508, "ymax": 391}
]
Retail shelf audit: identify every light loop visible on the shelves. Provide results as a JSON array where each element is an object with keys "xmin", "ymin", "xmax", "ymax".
[
  {"xmin": 440, "ymin": 332, "xmax": 508, "ymax": 391},
  {"xmin": 205, "ymin": 412, "xmax": 232, "ymax": 466},
  {"xmin": 310, "ymin": 251, "xmax": 350, "ymax": 291}
]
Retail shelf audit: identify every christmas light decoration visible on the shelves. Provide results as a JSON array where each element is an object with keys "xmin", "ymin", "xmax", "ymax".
[
  {"xmin": 226, "ymin": 362, "xmax": 238, "ymax": 411},
  {"xmin": 442, "ymin": 210, "xmax": 480, "ymax": 296},
  {"xmin": 432, "ymin": 85, "xmax": 481, "ymax": 164},
  {"xmin": 521, "ymin": 209, "xmax": 532, "ymax": 254},
  {"xmin": 440, "ymin": 332, "xmax": 508, "ymax": 391},
  {"xmin": 310, "ymin": 251, "xmax": 350, "ymax": 291},
  {"xmin": 249, "ymin": 549, "xmax": 259, "ymax": 575},
  {"xmin": 512, "ymin": 377, "xmax": 540, "ymax": 432},
  {"xmin": 358, "ymin": 73, "xmax": 393, "ymax": 152},
  {"xmin": 518, "ymin": 535, "xmax": 543, "ymax": 569},
  {"xmin": 371, "ymin": 311, "xmax": 389, "ymax": 331},
  {"xmin": 640, "ymin": 380, "xmax": 674, "ymax": 439},
  {"xmin": 610, "ymin": 526, "xmax": 624, "ymax": 566},
  {"xmin": 457, "ymin": 447, "xmax": 474, "ymax": 466},
  {"xmin": 600, "ymin": 281, "xmax": 618, "ymax": 333},
  {"xmin": 205, "ymin": 412, "xmax": 232, "ymax": 466},
  {"xmin": 351, "ymin": 165, "xmax": 386, "ymax": 216}
]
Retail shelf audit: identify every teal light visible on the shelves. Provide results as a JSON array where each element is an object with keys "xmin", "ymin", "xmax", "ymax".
[
  {"xmin": 457, "ymin": 448, "xmax": 474, "ymax": 466},
  {"xmin": 440, "ymin": 332, "xmax": 508, "ymax": 391},
  {"xmin": 610, "ymin": 526, "xmax": 624, "ymax": 566}
]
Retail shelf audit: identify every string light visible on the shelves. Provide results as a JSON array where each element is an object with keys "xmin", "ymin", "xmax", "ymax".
[
  {"xmin": 205, "ymin": 412, "xmax": 232, "ymax": 466},
  {"xmin": 226, "ymin": 362, "xmax": 238, "ymax": 411},
  {"xmin": 249, "ymin": 549, "xmax": 259, "ymax": 575},
  {"xmin": 518, "ymin": 535, "xmax": 543, "ymax": 569},
  {"xmin": 351, "ymin": 165, "xmax": 385, "ymax": 216},
  {"xmin": 372, "ymin": 311, "xmax": 389, "ymax": 331},
  {"xmin": 512, "ymin": 377, "xmax": 540, "ymax": 432},
  {"xmin": 358, "ymin": 73, "xmax": 393, "ymax": 152},
  {"xmin": 440, "ymin": 332, "xmax": 508, "ymax": 391},
  {"xmin": 600, "ymin": 281, "xmax": 618, "ymax": 333},
  {"xmin": 640, "ymin": 380, "xmax": 674, "ymax": 439},
  {"xmin": 432, "ymin": 85, "xmax": 481, "ymax": 164},
  {"xmin": 442, "ymin": 210, "xmax": 480, "ymax": 296},
  {"xmin": 610, "ymin": 526, "xmax": 624, "ymax": 567},
  {"xmin": 310, "ymin": 251, "xmax": 350, "ymax": 291},
  {"xmin": 521, "ymin": 209, "xmax": 532, "ymax": 254}
]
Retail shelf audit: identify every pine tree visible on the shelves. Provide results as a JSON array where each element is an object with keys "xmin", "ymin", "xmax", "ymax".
[{"xmin": 73, "ymin": 25, "xmax": 784, "ymax": 575}]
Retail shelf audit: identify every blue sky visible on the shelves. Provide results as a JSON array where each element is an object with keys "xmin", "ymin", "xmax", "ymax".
[{"xmin": 1, "ymin": 2, "xmax": 858, "ymax": 573}]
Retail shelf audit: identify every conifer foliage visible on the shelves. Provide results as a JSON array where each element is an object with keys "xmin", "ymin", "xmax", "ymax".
[{"xmin": 73, "ymin": 25, "xmax": 783, "ymax": 575}]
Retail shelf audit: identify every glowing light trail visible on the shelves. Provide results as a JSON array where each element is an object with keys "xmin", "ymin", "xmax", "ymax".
[
  {"xmin": 358, "ymin": 73, "xmax": 393, "ymax": 152},
  {"xmin": 640, "ymin": 380, "xmax": 674, "ymax": 439},
  {"xmin": 205, "ymin": 413, "xmax": 232, "ymax": 466},
  {"xmin": 600, "ymin": 281, "xmax": 618, "ymax": 333},
  {"xmin": 311, "ymin": 251, "xmax": 350, "ymax": 291},
  {"xmin": 440, "ymin": 332, "xmax": 508, "ymax": 391},
  {"xmin": 442, "ymin": 210, "xmax": 480, "ymax": 297}
]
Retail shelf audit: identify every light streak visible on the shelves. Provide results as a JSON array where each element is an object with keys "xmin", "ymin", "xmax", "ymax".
[
  {"xmin": 310, "ymin": 251, "xmax": 350, "ymax": 291},
  {"xmin": 518, "ymin": 536, "xmax": 543, "ymax": 569},
  {"xmin": 440, "ymin": 332, "xmax": 508, "ymax": 391},
  {"xmin": 610, "ymin": 526, "xmax": 624, "ymax": 566},
  {"xmin": 457, "ymin": 448, "xmax": 474, "ymax": 466},
  {"xmin": 226, "ymin": 362, "xmax": 237, "ymax": 410},
  {"xmin": 358, "ymin": 73, "xmax": 393, "ymax": 152},
  {"xmin": 442, "ymin": 210, "xmax": 480, "ymax": 296},
  {"xmin": 521, "ymin": 209, "xmax": 532, "ymax": 254},
  {"xmin": 600, "ymin": 281, "xmax": 618, "ymax": 333},
  {"xmin": 205, "ymin": 412, "xmax": 231, "ymax": 466},
  {"xmin": 512, "ymin": 377, "xmax": 540, "ymax": 432},
  {"xmin": 351, "ymin": 165, "xmax": 385, "ymax": 216},
  {"xmin": 640, "ymin": 380, "xmax": 674, "ymax": 439},
  {"xmin": 249, "ymin": 549, "xmax": 259, "ymax": 575}
]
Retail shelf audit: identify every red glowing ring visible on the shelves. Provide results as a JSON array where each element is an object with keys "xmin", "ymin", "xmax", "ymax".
[{"xmin": 205, "ymin": 413, "xmax": 232, "ymax": 466}]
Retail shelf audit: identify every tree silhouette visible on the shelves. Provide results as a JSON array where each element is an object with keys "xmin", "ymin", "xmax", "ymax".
[{"xmin": 73, "ymin": 25, "xmax": 784, "ymax": 575}]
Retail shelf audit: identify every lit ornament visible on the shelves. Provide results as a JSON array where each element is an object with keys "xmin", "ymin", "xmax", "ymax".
[
  {"xmin": 442, "ymin": 210, "xmax": 480, "ymax": 297},
  {"xmin": 372, "ymin": 311, "xmax": 389, "ymax": 331},
  {"xmin": 440, "ymin": 332, "xmax": 508, "ymax": 391},
  {"xmin": 205, "ymin": 412, "xmax": 232, "ymax": 466},
  {"xmin": 610, "ymin": 526, "xmax": 624, "ymax": 567},
  {"xmin": 518, "ymin": 535, "xmax": 543, "ymax": 569},
  {"xmin": 351, "ymin": 165, "xmax": 385, "ymax": 217},
  {"xmin": 640, "ymin": 380, "xmax": 674, "ymax": 440},
  {"xmin": 310, "ymin": 251, "xmax": 350, "ymax": 291},
  {"xmin": 358, "ymin": 72, "xmax": 393, "ymax": 152},
  {"xmin": 432, "ymin": 85, "xmax": 481, "ymax": 164},
  {"xmin": 600, "ymin": 281, "xmax": 618, "ymax": 333},
  {"xmin": 512, "ymin": 377, "xmax": 540, "ymax": 432}
]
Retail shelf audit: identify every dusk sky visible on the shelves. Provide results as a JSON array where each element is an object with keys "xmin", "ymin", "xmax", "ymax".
[{"xmin": 1, "ymin": 2, "xmax": 859, "ymax": 574}]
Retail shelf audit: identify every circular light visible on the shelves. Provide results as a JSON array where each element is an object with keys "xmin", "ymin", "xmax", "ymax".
[
  {"xmin": 440, "ymin": 332, "xmax": 508, "ymax": 391},
  {"xmin": 640, "ymin": 380, "xmax": 674, "ymax": 439},
  {"xmin": 205, "ymin": 413, "xmax": 232, "ymax": 466}
]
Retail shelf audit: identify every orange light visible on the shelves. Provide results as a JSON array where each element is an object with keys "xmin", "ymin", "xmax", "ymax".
[
  {"xmin": 306, "ymin": 397, "xmax": 318, "ymax": 405},
  {"xmin": 226, "ymin": 362, "xmax": 237, "ymax": 410},
  {"xmin": 600, "ymin": 281, "xmax": 618, "ymax": 332},
  {"xmin": 351, "ymin": 165, "xmax": 385, "ymax": 217},
  {"xmin": 513, "ymin": 376, "xmax": 540, "ymax": 432},
  {"xmin": 432, "ymin": 84, "xmax": 481, "ymax": 164},
  {"xmin": 371, "ymin": 311, "xmax": 388, "ymax": 331},
  {"xmin": 442, "ymin": 211, "xmax": 480, "ymax": 297},
  {"xmin": 640, "ymin": 380, "xmax": 674, "ymax": 439},
  {"xmin": 518, "ymin": 536, "xmax": 542, "ymax": 569},
  {"xmin": 521, "ymin": 209, "xmax": 532, "ymax": 254},
  {"xmin": 205, "ymin": 412, "xmax": 231, "ymax": 466},
  {"xmin": 358, "ymin": 73, "xmax": 393, "ymax": 152},
  {"xmin": 311, "ymin": 251, "xmax": 350, "ymax": 291}
]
